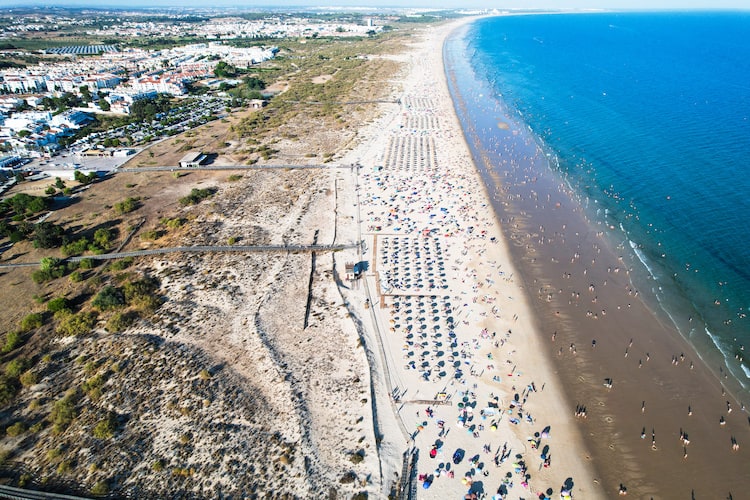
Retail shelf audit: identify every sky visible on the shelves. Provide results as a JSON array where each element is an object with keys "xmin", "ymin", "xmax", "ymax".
[{"xmin": 5, "ymin": 0, "xmax": 750, "ymax": 10}]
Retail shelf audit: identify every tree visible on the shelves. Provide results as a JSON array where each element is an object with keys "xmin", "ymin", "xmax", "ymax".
[
  {"xmin": 7, "ymin": 193, "xmax": 48, "ymax": 215},
  {"xmin": 214, "ymin": 61, "xmax": 238, "ymax": 78},
  {"xmin": 98, "ymin": 99, "xmax": 110, "ymax": 111},
  {"xmin": 242, "ymin": 76, "xmax": 265, "ymax": 90},
  {"xmin": 74, "ymin": 170, "xmax": 97, "ymax": 185},
  {"xmin": 79, "ymin": 85, "xmax": 92, "ymax": 102},
  {"xmin": 129, "ymin": 95, "xmax": 172, "ymax": 122},
  {"xmin": 55, "ymin": 177, "xmax": 65, "ymax": 189},
  {"xmin": 92, "ymin": 285, "xmax": 125, "ymax": 310},
  {"xmin": 33, "ymin": 257, "xmax": 67, "ymax": 283},
  {"xmin": 93, "ymin": 227, "xmax": 114, "ymax": 250},
  {"xmin": 33, "ymin": 221, "xmax": 64, "ymax": 249}
]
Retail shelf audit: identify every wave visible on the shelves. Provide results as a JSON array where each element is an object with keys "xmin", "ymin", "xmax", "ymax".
[{"xmin": 628, "ymin": 240, "xmax": 660, "ymax": 285}]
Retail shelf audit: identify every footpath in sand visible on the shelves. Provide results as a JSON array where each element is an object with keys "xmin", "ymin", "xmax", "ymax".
[{"xmin": 336, "ymin": 21, "xmax": 606, "ymax": 500}]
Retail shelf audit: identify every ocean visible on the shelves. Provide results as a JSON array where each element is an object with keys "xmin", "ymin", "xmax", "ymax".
[{"xmin": 445, "ymin": 12, "xmax": 750, "ymax": 396}]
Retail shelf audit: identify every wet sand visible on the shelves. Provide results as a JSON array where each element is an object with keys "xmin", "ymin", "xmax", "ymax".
[{"xmin": 444, "ymin": 19, "xmax": 750, "ymax": 498}]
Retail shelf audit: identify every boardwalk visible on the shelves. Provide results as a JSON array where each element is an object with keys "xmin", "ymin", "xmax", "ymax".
[
  {"xmin": 282, "ymin": 99, "xmax": 400, "ymax": 106},
  {"xmin": 117, "ymin": 164, "xmax": 358, "ymax": 173},
  {"xmin": 0, "ymin": 243, "xmax": 359, "ymax": 269},
  {"xmin": 0, "ymin": 484, "xmax": 93, "ymax": 500}
]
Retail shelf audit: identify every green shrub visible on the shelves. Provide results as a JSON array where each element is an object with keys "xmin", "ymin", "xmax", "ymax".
[
  {"xmin": 152, "ymin": 459, "xmax": 164, "ymax": 472},
  {"xmin": 6, "ymin": 421, "xmax": 27, "ymax": 437},
  {"xmin": 83, "ymin": 373, "xmax": 106, "ymax": 399},
  {"xmin": 227, "ymin": 174, "xmax": 242, "ymax": 182},
  {"xmin": 108, "ymin": 257, "xmax": 133, "ymax": 271},
  {"xmin": 61, "ymin": 237, "xmax": 89, "ymax": 257},
  {"xmin": 124, "ymin": 276, "xmax": 161, "ymax": 311},
  {"xmin": 51, "ymin": 390, "xmax": 78, "ymax": 432},
  {"xmin": 179, "ymin": 187, "xmax": 216, "ymax": 206},
  {"xmin": 106, "ymin": 311, "xmax": 136, "ymax": 333},
  {"xmin": 139, "ymin": 230, "xmax": 160, "ymax": 241},
  {"xmin": 91, "ymin": 480, "xmax": 109, "ymax": 495},
  {"xmin": 56, "ymin": 459, "xmax": 71, "ymax": 474},
  {"xmin": 5, "ymin": 358, "xmax": 30, "ymax": 378},
  {"xmin": 47, "ymin": 447, "xmax": 62, "ymax": 460},
  {"xmin": 33, "ymin": 222, "xmax": 64, "ymax": 249},
  {"xmin": 92, "ymin": 413, "xmax": 116, "ymax": 439},
  {"xmin": 20, "ymin": 370, "xmax": 39, "ymax": 387},
  {"xmin": 93, "ymin": 228, "xmax": 114, "ymax": 250},
  {"xmin": 78, "ymin": 258, "xmax": 95, "ymax": 270},
  {"xmin": 2, "ymin": 331, "xmax": 23, "ymax": 354},
  {"xmin": 19, "ymin": 312, "xmax": 43, "ymax": 332},
  {"xmin": 161, "ymin": 217, "xmax": 184, "ymax": 229},
  {"xmin": 32, "ymin": 257, "xmax": 67, "ymax": 283},
  {"xmin": 55, "ymin": 311, "xmax": 97, "ymax": 337},
  {"xmin": 6, "ymin": 193, "xmax": 48, "ymax": 216},
  {"xmin": 74, "ymin": 170, "xmax": 97, "ymax": 185},
  {"xmin": 69, "ymin": 271, "xmax": 83, "ymax": 283},
  {"xmin": 0, "ymin": 375, "xmax": 20, "ymax": 405},
  {"xmin": 47, "ymin": 297, "xmax": 70, "ymax": 314},
  {"xmin": 113, "ymin": 197, "xmax": 140, "ymax": 214}
]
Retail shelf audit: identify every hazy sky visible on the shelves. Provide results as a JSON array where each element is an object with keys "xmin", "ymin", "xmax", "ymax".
[{"xmin": 7, "ymin": 0, "xmax": 750, "ymax": 10}]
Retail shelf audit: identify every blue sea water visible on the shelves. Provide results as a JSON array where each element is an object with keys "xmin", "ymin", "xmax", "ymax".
[{"xmin": 447, "ymin": 12, "xmax": 750, "ymax": 391}]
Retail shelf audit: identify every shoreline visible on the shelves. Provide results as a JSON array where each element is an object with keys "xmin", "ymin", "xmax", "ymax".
[{"xmin": 443, "ymin": 16, "xmax": 750, "ymax": 498}]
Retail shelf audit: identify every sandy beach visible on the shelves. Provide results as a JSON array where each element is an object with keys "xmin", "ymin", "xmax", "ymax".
[
  {"xmin": 335, "ymin": 18, "xmax": 605, "ymax": 499},
  {"xmin": 343, "ymin": 15, "xmax": 750, "ymax": 499}
]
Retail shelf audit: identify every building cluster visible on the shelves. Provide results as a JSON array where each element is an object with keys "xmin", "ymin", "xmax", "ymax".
[
  {"xmin": 0, "ymin": 10, "xmax": 387, "ymax": 157},
  {"xmin": 0, "ymin": 42, "xmax": 277, "ymax": 154},
  {"xmin": 87, "ymin": 15, "xmax": 384, "ymax": 40}
]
